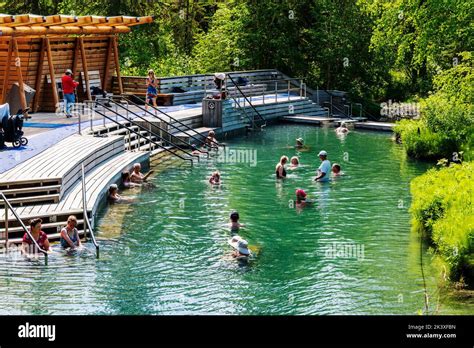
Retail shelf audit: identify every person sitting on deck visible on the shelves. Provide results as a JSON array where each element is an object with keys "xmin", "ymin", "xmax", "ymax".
[
  {"xmin": 209, "ymin": 171, "xmax": 221, "ymax": 185},
  {"xmin": 205, "ymin": 130, "xmax": 218, "ymax": 149},
  {"xmin": 130, "ymin": 163, "xmax": 154, "ymax": 184},
  {"xmin": 229, "ymin": 211, "xmax": 245, "ymax": 231},
  {"xmin": 60, "ymin": 215, "xmax": 82, "ymax": 249},
  {"xmin": 22, "ymin": 218, "xmax": 51, "ymax": 255},
  {"xmin": 145, "ymin": 69, "xmax": 158, "ymax": 112},
  {"xmin": 61, "ymin": 69, "xmax": 79, "ymax": 118},
  {"xmin": 275, "ymin": 156, "xmax": 288, "ymax": 179},
  {"xmin": 315, "ymin": 150, "xmax": 331, "ymax": 182},
  {"xmin": 289, "ymin": 156, "xmax": 300, "ymax": 169},
  {"xmin": 332, "ymin": 163, "xmax": 343, "ymax": 177},
  {"xmin": 122, "ymin": 171, "xmax": 141, "ymax": 188},
  {"xmin": 213, "ymin": 73, "xmax": 226, "ymax": 99},
  {"xmin": 336, "ymin": 122, "xmax": 349, "ymax": 135},
  {"xmin": 228, "ymin": 235, "xmax": 251, "ymax": 258}
]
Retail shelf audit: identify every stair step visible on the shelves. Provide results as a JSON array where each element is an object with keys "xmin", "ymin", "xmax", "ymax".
[
  {"xmin": 0, "ymin": 219, "xmax": 85, "ymax": 235},
  {"xmin": 0, "ymin": 194, "xmax": 60, "ymax": 207},
  {"xmin": 173, "ymin": 127, "xmax": 216, "ymax": 139},
  {"xmin": 0, "ymin": 184, "xmax": 61, "ymax": 198}
]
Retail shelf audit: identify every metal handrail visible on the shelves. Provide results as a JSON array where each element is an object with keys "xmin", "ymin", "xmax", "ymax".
[
  {"xmin": 81, "ymin": 164, "xmax": 99, "ymax": 258},
  {"xmin": 90, "ymin": 105, "xmax": 194, "ymax": 165},
  {"xmin": 227, "ymin": 92, "xmax": 256, "ymax": 129},
  {"xmin": 95, "ymin": 99, "xmax": 200, "ymax": 162},
  {"xmin": 0, "ymin": 192, "xmax": 48, "ymax": 264},
  {"xmin": 226, "ymin": 74, "xmax": 266, "ymax": 127},
  {"xmin": 122, "ymin": 95, "xmax": 223, "ymax": 149}
]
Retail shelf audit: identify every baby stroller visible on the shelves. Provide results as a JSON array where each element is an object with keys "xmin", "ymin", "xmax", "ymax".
[{"xmin": 0, "ymin": 103, "xmax": 28, "ymax": 149}]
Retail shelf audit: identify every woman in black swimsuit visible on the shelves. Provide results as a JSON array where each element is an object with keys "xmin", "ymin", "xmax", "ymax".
[{"xmin": 275, "ymin": 156, "xmax": 288, "ymax": 179}]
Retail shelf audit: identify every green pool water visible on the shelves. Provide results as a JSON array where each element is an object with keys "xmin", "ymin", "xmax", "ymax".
[{"xmin": 1, "ymin": 124, "xmax": 472, "ymax": 315}]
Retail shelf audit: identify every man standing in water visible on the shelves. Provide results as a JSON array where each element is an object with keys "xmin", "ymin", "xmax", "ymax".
[{"xmin": 315, "ymin": 150, "xmax": 331, "ymax": 182}]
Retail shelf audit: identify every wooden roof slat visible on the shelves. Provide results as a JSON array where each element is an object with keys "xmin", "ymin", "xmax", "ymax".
[{"xmin": 0, "ymin": 15, "xmax": 153, "ymax": 36}]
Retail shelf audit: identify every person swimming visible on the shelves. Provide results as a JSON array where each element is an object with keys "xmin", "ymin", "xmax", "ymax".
[
  {"xmin": 315, "ymin": 150, "xmax": 331, "ymax": 182},
  {"xmin": 209, "ymin": 171, "xmax": 221, "ymax": 185},
  {"xmin": 289, "ymin": 156, "xmax": 300, "ymax": 169},
  {"xmin": 332, "ymin": 163, "xmax": 343, "ymax": 176},
  {"xmin": 336, "ymin": 122, "xmax": 349, "ymax": 134},
  {"xmin": 296, "ymin": 138, "xmax": 304, "ymax": 149},
  {"xmin": 229, "ymin": 211, "xmax": 245, "ymax": 230},
  {"xmin": 275, "ymin": 155, "xmax": 288, "ymax": 179},
  {"xmin": 122, "ymin": 171, "xmax": 141, "ymax": 188},
  {"xmin": 228, "ymin": 235, "xmax": 251, "ymax": 258},
  {"xmin": 295, "ymin": 189, "xmax": 314, "ymax": 208}
]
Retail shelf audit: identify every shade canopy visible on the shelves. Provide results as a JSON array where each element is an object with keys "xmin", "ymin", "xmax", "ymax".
[{"xmin": 0, "ymin": 14, "xmax": 154, "ymax": 36}]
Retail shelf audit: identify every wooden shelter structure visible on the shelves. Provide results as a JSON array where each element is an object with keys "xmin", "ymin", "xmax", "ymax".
[{"xmin": 0, "ymin": 14, "xmax": 153, "ymax": 113}]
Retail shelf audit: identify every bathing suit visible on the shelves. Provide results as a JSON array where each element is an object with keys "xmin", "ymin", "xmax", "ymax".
[
  {"xmin": 276, "ymin": 165, "xmax": 287, "ymax": 178},
  {"xmin": 22, "ymin": 231, "xmax": 48, "ymax": 250},
  {"xmin": 60, "ymin": 227, "xmax": 79, "ymax": 248},
  {"xmin": 146, "ymin": 78, "xmax": 157, "ymax": 99}
]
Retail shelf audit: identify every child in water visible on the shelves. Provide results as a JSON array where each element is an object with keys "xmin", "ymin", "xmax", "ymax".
[
  {"xmin": 332, "ymin": 163, "xmax": 343, "ymax": 176},
  {"xmin": 229, "ymin": 211, "xmax": 245, "ymax": 230},
  {"xmin": 289, "ymin": 156, "xmax": 300, "ymax": 169},
  {"xmin": 209, "ymin": 171, "xmax": 221, "ymax": 185}
]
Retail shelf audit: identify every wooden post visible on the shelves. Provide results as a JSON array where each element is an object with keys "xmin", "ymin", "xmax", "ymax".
[
  {"xmin": 45, "ymin": 38, "xmax": 59, "ymax": 109},
  {"xmin": 32, "ymin": 38, "xmax": 46, "ymax": 112},
  {"xmin": 102, "ymin": 36, "xmax": 113, "ymax": 91},
  {"xmin": 4, "ymin": 205, "xmax": 8, "ymax": 252},
  {"xmin": 12, "ymin": 38, "xmax": 28, "ymax": 115},
  {"xmin": 112, "ymin": 36, "xmax": 123, "ymax": 94},
  {"xmin": 71, "ymin": 37, "xmax": 81, "ymax": 78},
  {"xmin": 79, "ymin": 37, "xmax": 91, "ymax": 101},
  {"xmin": 1, "ymin": 39, "xmax": 13, "ymax": 103}
]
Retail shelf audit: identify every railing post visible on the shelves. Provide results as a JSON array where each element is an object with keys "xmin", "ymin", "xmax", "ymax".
[
  {"xmin": 4, "ymin": 204, "xmax": 8, "ymax": 252},
  {"xmin": 149, "ymin": 123, "xmax": 152, "ymax": 156},
  {"xmin": 275, "ymin": 82, "xmax": 277, "ymax": 103},
  {"xmin": 316, "ymin": 86, "xmax": 319, "ymax": 105},
  {"xmin": 78, "ymin": 111, "xmax": 82, "ymax": 135},
  {"xmin": 288, "ymin": 80, "xmax": 290, "ymax": 101},
  {"xmin": 81, "ymin": 164, "xmax": 88, "ymax": 242},
  {"xmin": 300, "ymin": 80, "xmax": 303, "ymax": 98},
  {"xmin": 128, "ymin": 131, "xmax": 131, "ymax": 151}
]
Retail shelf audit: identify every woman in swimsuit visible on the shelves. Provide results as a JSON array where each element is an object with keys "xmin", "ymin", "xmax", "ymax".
[
  {"xmin": 60, "ymin": 215, "xmax": 82, "ymax": 249},
  {"xmin": 21, "ymin": 218, "xmax": 51, "ymax": 255},
  {"xmin": 275, "ymin": 156, "xmax": 288, "ymax": 179},
  {"xmin": 145, "ymin": 69, "xmax": 158, "ymax": 112}
]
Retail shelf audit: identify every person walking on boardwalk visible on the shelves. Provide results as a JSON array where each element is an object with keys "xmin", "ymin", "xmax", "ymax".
[
  {"xmin": 145, "ymin": 69, "xmax": 158, "ymax": 112},
  {"xmin": 61, "ymin": 69, "xmax": 79, "ymax": 118}
]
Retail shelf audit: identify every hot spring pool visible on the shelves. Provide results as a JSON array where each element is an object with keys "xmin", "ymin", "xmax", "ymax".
[{"xmin": 1, "ymin": 124, "xmax": 472, "ymax": 315}]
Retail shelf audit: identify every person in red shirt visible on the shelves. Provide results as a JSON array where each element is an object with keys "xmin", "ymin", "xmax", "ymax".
[
  {"xmin": 22, "ymin": 218, "xmax": 51, "ymax": 256},
  {"xmin": 61, "ymin": 69, "xmax": 79, "ymax": 118}
]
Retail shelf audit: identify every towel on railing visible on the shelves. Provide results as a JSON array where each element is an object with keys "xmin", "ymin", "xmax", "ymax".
[{"xmin": 0, "ymin": 103, "xmax": 10, "ymax": 120}]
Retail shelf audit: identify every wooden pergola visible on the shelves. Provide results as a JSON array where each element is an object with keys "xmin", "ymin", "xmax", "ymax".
[{"xmin": 0, "ymin": 14, "xmax": 153, "ymax": 113}]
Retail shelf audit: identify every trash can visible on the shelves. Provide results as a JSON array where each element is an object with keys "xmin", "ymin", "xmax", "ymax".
[
  {"xmin": 202, "ymin": 98, "xmax": 223, "ymax": 127},
  {"xmin": 6, "ymin": 83, "xmax": 36, "ymax": 114}
]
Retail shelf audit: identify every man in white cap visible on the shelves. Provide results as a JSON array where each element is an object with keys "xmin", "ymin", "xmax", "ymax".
[
  {"xmin": 61, "ymin": 69, "xmax": 79, "ymax": 118},
  {"xmin": 315, "ymin": 150, "xmax": 331, "ymax": 182}
]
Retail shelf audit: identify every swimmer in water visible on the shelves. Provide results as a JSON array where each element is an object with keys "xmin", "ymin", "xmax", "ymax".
[
  {"xmin": 296, "ymin": 138, "xmax": 304, "ymax": 149},
  {"xmin": 228, "ymin": 235, "xmax": 251, "ymax": 258},
  {"xmin": 229, "ymin": 211, "xmax": 245, "ymax": 230},
  {"xmin": 336, "ymin": 122, "xmax": 349, "ymax": 135},
  {"xmin": 295, "ymin": 189, "xmax": 314, "ymax": 208},
  {"xmin": 275, "ymin": 155, "xmax": 288, "ymax": 179},
  {"xmin": 332, "ymin": 163, "xmax": 343, "ymax": 177},
  {"xmin": 289, "ymin": 156, "xmax": 300, "ymax": 169},
  {"xmin": 209, "ymin": 171, "xmax": 221, "ymax": 185},
  {"xmin": 205, "ymin": 130, "xmax": 218, "ymax": 149}
]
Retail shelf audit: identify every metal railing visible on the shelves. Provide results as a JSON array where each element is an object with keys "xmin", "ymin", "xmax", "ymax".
[
  {"xmin": 117, "ymin": 95, "xmax": 223, "ymax": 150},
  {"xmin": 81, "ymin": 164, "xmax": 99, "ymax": 258},
  {"xmin": 226, "ymin": 74, "xmax": 267, "ymax": 129},
  {"xmin": 0, "ymin": 192, "xmax": 48, "ymax": 265},
  {"xmin": 88, "ymin": 104, "xmax": 194, "ymax": 166},
  {"xmin": 95, "ymin": 99, "xmax": 200, "ymax": 162}
]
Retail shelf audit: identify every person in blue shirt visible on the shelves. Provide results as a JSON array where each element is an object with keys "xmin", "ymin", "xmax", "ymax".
[{"xmin": 315, "ymin": 150, "xmax": 331, "ymax": 182}]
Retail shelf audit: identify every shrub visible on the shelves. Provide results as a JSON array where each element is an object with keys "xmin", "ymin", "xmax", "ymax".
[{"xmin": 410, "ymin": 162, "xmax": 474, "ymax": 282}]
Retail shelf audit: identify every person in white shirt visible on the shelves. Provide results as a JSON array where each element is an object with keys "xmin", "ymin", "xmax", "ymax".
[{"xmin": 315, "ymin": 150, "xmax": 331, "ymax": 182}]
